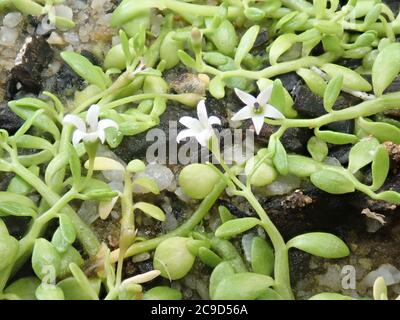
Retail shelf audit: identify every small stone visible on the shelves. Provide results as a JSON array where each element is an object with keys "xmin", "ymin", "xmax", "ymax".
[
  {"xmin": 63, "ymin": 32, "xmax": 80, "ymax": 45},
  {"xmin": 0, "ymin": 27, "xmax": 19, "ymax": 46},
  {"xmin": 0, "ymin": 104, "xmax": 23, "ymax": 133},
  {"xmin": 55, "ymin": 5, "xmax": 73, "ymax": 21},
  {"xmin": 3, "ymin": 12, "xmax": 23, "ymax": 28},
  {"xmin": 91, "ymin": 0, "xmax": 107, "ymax": 11},
  {"xmin": 78, "ymin": 200, "xmax": 99, "ymax": 224},
  {"xmin": 144, "ymin": 163, "xmax": 175, "ymax": 191},
  {"xmin": 47, "ymin": 32, "xmax": 65, "ymax": 46},
  {"xmin": 362, "ymin": 264, "xmax": 400, "ymax": 287}
]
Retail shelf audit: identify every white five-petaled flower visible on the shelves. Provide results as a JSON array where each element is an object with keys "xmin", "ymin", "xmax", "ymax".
[
  {"xmin": 176, "ymin": 100, "xmax": 221, "ymax": 147},
  {"xmin": 63, "ymin": 104, "xmax": 118, "ymax": 146},
  {"xmin": 232, "ymin": 86, "xmax": 285, "ymax": 135}
]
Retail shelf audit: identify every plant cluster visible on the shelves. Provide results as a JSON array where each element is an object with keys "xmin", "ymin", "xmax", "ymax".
[{"xmin": 1, "ymin": 0, "xmax": 400, "ymax": 300}]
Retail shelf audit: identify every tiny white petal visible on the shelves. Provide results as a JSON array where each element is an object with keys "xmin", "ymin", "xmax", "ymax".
[
  {"xmin": 197, "ymin": 100, "xmax": 209, "ymax": 126},
  {"xmin": 97, "ymin": 129, "xmax": 106, "ymax": 144},
  {"xmin": 252, "ymin": 115, "xmax": 265, "ymax": 135},
  {"xmin": 176, "ymin": 129, "xmax": 195, "ymax": 143},
  {"xmin": 257, "ymin": 85, "xmax": 273, "ymax": 106},
  {"xmin": 72, "ymin": 130, "xmax": 85, "ymax": 146},
  {"xmin": 208, "ymin": 116, "xmax": 221, "ymax": 126},
  {"xmin": 82, "ymin": 131, "xmax": 99, "ymax": 143},
  {"xmin": 98, "ymin": 119, "xmax": 119, "ymax": 131},
  {"xmin": 234, "ymin": 88, "xmax": 257, "ymax": 106},
  {"xmin": 195, "ymin": 130, "xmax": 211, "ymax": 147},
  {"xmin": 179, "ymin": 116, "xmax": 203, "ymax": 132},
  {"xmin": 231, "ymin": 106, "xmax": 254, "ymax": 121},
  {"xmin": 263, "ymin": 104, "xmax": 285, "ymax": 119},
  {"xmin": 63, "ymin": 114, "xmax": 86, "ymax": 132},
  {"xmin": 86, "ymin": 104, "xmax": 100, "ymax": 130}
]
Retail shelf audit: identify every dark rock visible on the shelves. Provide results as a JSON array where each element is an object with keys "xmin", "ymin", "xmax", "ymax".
[
  {"xmin": 328, "ymin": 144, "xmax": 352, "ymax": 165},
  {"xmin": 6, "ymin": 36, "xmax": 54, "ymax": 99},
  {"xmin": 136, "ymin": 261, "xmax": 154, "ymax": 274},
  {"xmin": 336, "ymin": 58, "xmax": 363, "ymax": 70},
  {"xmin": 53, "ymin": 50, "xmax": 99, "ymax": 96},
  {"xmin": 114, "ymin": 103, "xmax": 197, "ymax": 163},
  {"xmin": 382, "ymin": 0, "xmax": 400, "ymax": 14},
  {"xmin": 0, "ymin": 104, "xmax": 23, "ymax": 134},
  {"xmin": 289, "ymin": 249, "xmax": 311, "ymax": 285},
  {"xmin": 27, "ymin": 15, "xmax": 41, "ymax": 28},
  {"xmin": 253, "ymin": 30, "xmax": 269, "ymax": 48},
  {"xmin": 217, "ymin": 200, "xmax": 248, "ymax": 218},
  {"xmin": 2, "ymin": 216, "xmax": 30, "ymax": 239},
  {"xmin": 257, "ymin": 174, "xmax": 400, "ymax": 241},
  {"xmin": 310, "ymin": 42, "xmax": 324, "ymax": 56},
  {"xmin": 281, "ymin": 127, "xmax": 313, "ymax": 154},
  {"xmin": 114, "ymin": 95, "xmax": 229, "ymax": 163},
  {"xmin": 257, "ymin": 125, "xmax": 312, "ymax": 154},
  {"xmin": 272, "ymin": 72, "xmax": 301, "ymax": 94},
  {"xmin": 383, "ymin": 75, "xmax": 400, "ymax": 94},
  {"xmin": 293, "ymin": 84, "xmax": 359, "ymax": 133},
  {"xmin": 81, "ymin": 50, "xmax": 100, "ymax": 66},
  {"xmin": 293, "ymin": 85, "xmax": 360, "ymax": 117},
  {"xmin": 261, "ymin": 186, "xmax": 362, "ymax": 240},
  {"xmin": 54, "ymin": 64, "xmax": 85, "ymax": 96}
]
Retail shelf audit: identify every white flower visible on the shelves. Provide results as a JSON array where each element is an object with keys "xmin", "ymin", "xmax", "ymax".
[
  {"xmin": 232, "ymin": 86, "xmax": 285, "ymax": 135},
  {"xmin": 176, "ymin": 100, "xmax": 221, "ymax": 147},
  {"xmin": 63, "ymin": 104, "xmax": 118, "ymax": 145}
]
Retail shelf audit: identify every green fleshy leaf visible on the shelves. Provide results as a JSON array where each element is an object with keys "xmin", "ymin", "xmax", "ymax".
[
  {"xmin": 209, "ymin": 261, "xmax": 235, "ymax": 300},
  {"xmin": 357, "ymin": 117, "xmax": 400, "ymax": 144},
  {"xmin": 32, "ymin": 238, "xmax": 61, "ymax": 280},
  {"xmin": 348, "ymin": 137, "xmax": 380, "ymax": 173},
  {"xmin": 143, "ymin": 286, "xmax": 182, "ymax": 300},
  {"xmin": 133, "ymin": 202, "xmax": 165, "ymax": 221},
  {"xmin": 198, "ymin": 247, "xmax": 222, "ymax": 268},
  {"xmin": 321, "ymin": 63, "xmax": 372, "ymax": 92},
  {"xmin": 310, "ymin": 169, "xmax": 355, "ymax": 194},
  {"xmin": 372, "ymin": 43, "xmax": 400, "ymax": 96},
  {"xmin": 371, "ymin": 145, "xmax": 390, "ymax": 191},
  {"xmin": 309, "ymin": 292, "xmax": 353, "ymax": 300},
  {"xmin": 323, "ymin": 74, "xmax": 343, "ymax": 112},
  {"xmin": 213, "ymin": 273, "xmax": 274, "ymax": 300},
  {"xmin": 234, "ymin": 25, "xmax": 259, "ymax": 65},
  {"xmin": 215, "ymin": 217, "xmax": 260, "ymax": 239},
  {"xmin": 251, "ymin": 237, "xmax": 274, "ymax": 276},
  {"xmin": 273, "ymin": 139, "xmax": 289, "ymax": 175},
  {"xmin": 61, "ymin": 51, "xmax": 109, "ymax": 90},
  {"xmin": 307, "ymin": 137, "xmax": 328, "ymax": 162},
  {"xmin": 287, "ymin": 232, "xmax": 350, "ymax": 258}
]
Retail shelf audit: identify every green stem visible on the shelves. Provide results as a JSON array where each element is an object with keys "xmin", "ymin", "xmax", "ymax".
[
  {"xmin": 209, "ymin": 237, "xmax": 247, "ymax": 273},
  {"xmin": 13, "ymin": 189, "xmax": 77, "ymax": 271},
  {"xmin": 266, "ymin": 91, "xmax": 400, "ymax": 129},
  {"xmin": 108, "ymin": 180, "xmax": 226, "ymax": 263},
  {"xmin": 112, "ymin": 0, "xmax": 243, "ymax": 25},
  {"xmin": 73, "ymin": 72, "xmax": 133, "ymax": 114},
  {"xmin": 243, "ymin": 190, "xmax": 294, "ymax": 300},
  {"xmin": 116, "ymin": 171, "xmax": 135, "ymax": 287},
  {"xmin": 11, "ymin": 162, "xmax": 100, "ymax": 256},
  {"xmin": 202, "ymin": 52, "xmax": 337, "ymax": 80}
]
